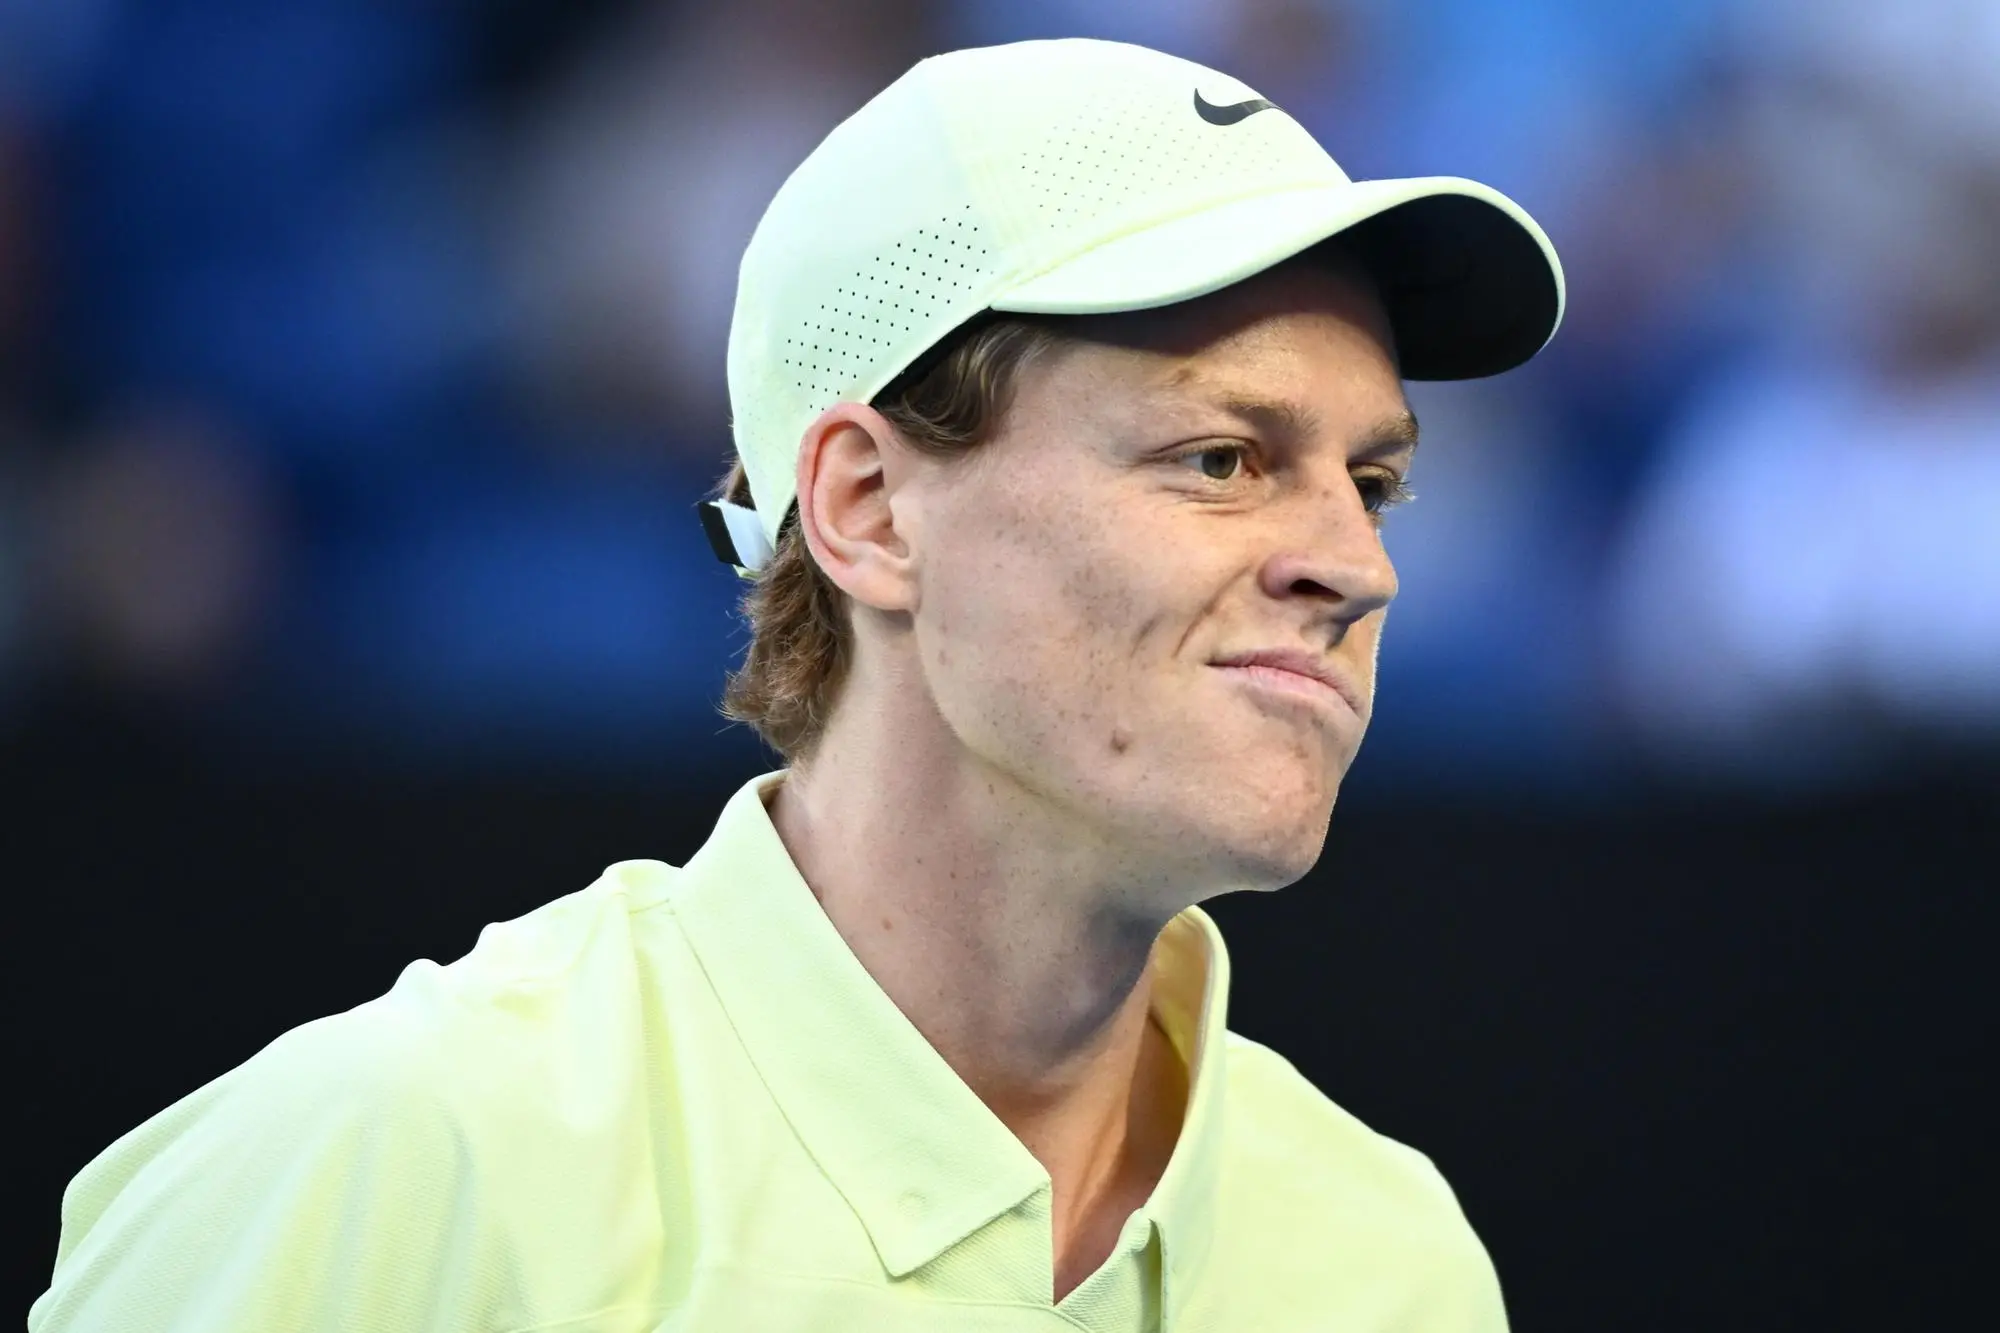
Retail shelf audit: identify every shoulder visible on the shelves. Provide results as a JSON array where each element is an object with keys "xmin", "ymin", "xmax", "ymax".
[
  {"xmin": 370, "ymin": 857, "xmax": 678, "ymax": 1032},
  {"xmin": 1222, "ymin": 1032, "xmax": 1464, "ymax": 1213},
  {"xmin": 57, "ymin": 863, "xmax": 678, "ymax": 1205},
  {"xmin": 220, "ymin": 855, "xmax": 685, "ymax": 1169},
  {"xmin": 1215, "ymin": 1032, "xmax": 1505, "ymax": 1326},
  {"xmin": 39, "ymin": 976, "xmax": 495, "ymax": 1330},
  {"xmin": 220, "ymin": 858, "xmax": 681, "ymax": 1129},
  {"xmin": 36, "ymin": 861, "xmax": 684, "ymax": 1333}
]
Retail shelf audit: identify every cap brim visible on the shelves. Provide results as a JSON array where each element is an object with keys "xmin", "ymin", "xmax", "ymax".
[{"xmin": 990, "ymin": 176, "xmax": 1564, "ymax": 381}]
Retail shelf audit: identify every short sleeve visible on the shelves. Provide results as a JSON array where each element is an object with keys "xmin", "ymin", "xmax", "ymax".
[{"xmin": 29, "ymin": 1007, "xmax": 518, "ymax": 1333}]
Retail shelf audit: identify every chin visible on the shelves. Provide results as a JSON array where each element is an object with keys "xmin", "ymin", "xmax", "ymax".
[
  {"xmin": 1195, "ymin": 790, "xmax": 1337, "ymax": 892},
  {"xmin": 1234, "ymin": 833, "xmax": 1332, "ymax": 891}
]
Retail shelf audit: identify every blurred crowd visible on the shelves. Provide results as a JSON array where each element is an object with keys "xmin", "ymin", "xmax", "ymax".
[{"xmin": 0, "ymin": 0, "xmax": 1995, "ymax": 791}]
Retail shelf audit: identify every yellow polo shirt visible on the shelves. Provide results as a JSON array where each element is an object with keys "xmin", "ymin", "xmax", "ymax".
[{"xmin": 32, "ymin": 771, "xmax": 1507, "ymax": 1332}]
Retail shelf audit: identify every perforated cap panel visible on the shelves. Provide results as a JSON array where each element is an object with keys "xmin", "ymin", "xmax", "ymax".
[{"xmin": 776, "ymin": 204, "xmax": 993, "ymax": 411}]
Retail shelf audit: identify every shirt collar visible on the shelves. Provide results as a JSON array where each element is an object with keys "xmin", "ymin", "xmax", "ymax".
[
  {"xmin": 670, "ymin": 770, "xmax": 1229, "ymax": 1321},
  {"xmin": 1142, "ymin": 902, "xmax": 1230, "ymax": 1323}
]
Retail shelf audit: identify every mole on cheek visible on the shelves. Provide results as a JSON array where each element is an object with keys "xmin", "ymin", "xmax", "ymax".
[{"xmin": 1109, "ymin": 727, "xmax": 1133, "ymax": 754}]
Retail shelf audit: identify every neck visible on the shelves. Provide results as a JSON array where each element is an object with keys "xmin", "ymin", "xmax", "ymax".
[{"xmin": 766, "ymin": 668, "xmax": 1190, "ymax": 1244}]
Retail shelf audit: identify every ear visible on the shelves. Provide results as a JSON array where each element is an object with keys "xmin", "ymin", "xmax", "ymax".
[{"xmin": 794, "ymin": 401, "xmax": 921, "ymax": 614}]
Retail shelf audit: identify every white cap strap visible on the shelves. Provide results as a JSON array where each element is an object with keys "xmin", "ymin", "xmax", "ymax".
[{"xmin": 698, "ymin": 499, "xmax": 777, "ymax": 578}]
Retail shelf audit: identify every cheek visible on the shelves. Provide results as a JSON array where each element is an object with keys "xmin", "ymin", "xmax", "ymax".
[{"xmin": 918, "ymin": 504, "xmax": 1174, "ymax": 755}]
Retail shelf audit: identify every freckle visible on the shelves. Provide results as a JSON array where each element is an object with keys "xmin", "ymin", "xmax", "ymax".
[
  {"xmin": 1109, "ymin": 727, "xmax": 1132, "ymax": 754},
  {"xmin": 881, "ymin": 916, "xmax": 894, "ymax": 931},
  {"xmin": 937, "ymin": 647, "xmax": 950, "ymax": 666}
]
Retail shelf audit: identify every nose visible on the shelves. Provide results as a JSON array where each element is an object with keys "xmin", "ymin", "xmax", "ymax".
[{"xmin": 1256, "ymin": 482, "xmax": 1398, "ymax": 623}]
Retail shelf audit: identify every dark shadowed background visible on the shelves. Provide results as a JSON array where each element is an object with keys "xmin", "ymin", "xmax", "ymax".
[{"xmin": 4, "ymin": 1, "xmax": 1996, "ymax": 1329}]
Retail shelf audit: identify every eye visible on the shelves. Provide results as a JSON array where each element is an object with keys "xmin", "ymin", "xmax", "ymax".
[
  {"xmin": 1176, "ymin": 444, "xmax": 1248, "ymax": 481},
  {"xmin": 1354, "ymin": 470, "xmax": 1415, "ymax": 518}
]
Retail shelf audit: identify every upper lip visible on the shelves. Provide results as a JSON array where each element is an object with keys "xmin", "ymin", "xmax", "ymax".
[{"xmin": 1211, "ymin": 648, "xmax": 1363, "ymax": 717}]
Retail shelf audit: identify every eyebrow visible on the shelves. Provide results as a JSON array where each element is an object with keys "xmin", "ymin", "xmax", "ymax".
[
  {"xmin": 1203, "ymin": 391, "xmax": 1421, "ymax": 460},
  {"xmin": 1356, "ymin": 409, "xmax": 1421, "ymax": 459}
]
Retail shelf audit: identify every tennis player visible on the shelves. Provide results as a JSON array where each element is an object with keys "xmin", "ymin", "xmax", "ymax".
[{"xmin": 33, "ymin": 38, "xmax": 1562, "ymax": 1332}]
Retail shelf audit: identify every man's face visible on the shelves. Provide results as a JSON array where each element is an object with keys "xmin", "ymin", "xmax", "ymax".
[{"xmin": 899, "ymin": 261, "xmax": 1412, "ymax": 894}]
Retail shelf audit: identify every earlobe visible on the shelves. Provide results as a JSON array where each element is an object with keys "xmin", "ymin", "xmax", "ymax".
[{"xmin": 795, "ymin": 403, "xmax": 918, "ymax": 613}]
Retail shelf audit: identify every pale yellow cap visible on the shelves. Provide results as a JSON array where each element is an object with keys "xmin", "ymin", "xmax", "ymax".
[{"xmin": 713, "ymin": 38, "xmax": 1564, "ymax": 573}]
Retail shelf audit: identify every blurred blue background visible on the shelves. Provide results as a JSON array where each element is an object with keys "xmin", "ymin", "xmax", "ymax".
[{"xmin": 5, "ymin": 0, "xmax": 1996, "ymax": 793}]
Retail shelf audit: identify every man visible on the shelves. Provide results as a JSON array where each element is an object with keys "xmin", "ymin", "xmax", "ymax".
[{"xmin": 33, "ymin": 38, "xmax": 1561, "ymax": 1332}]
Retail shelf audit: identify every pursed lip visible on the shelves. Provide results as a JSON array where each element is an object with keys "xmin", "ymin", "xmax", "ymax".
[{"xmin": 1209, "ymin": 648, "xmax": 1364, "ymax": 720}]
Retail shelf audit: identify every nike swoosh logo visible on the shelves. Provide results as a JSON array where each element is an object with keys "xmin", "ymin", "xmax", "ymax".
[{"xmin": 1193, "ymin": 90, "xmax": 1278, "ymax": 126}]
